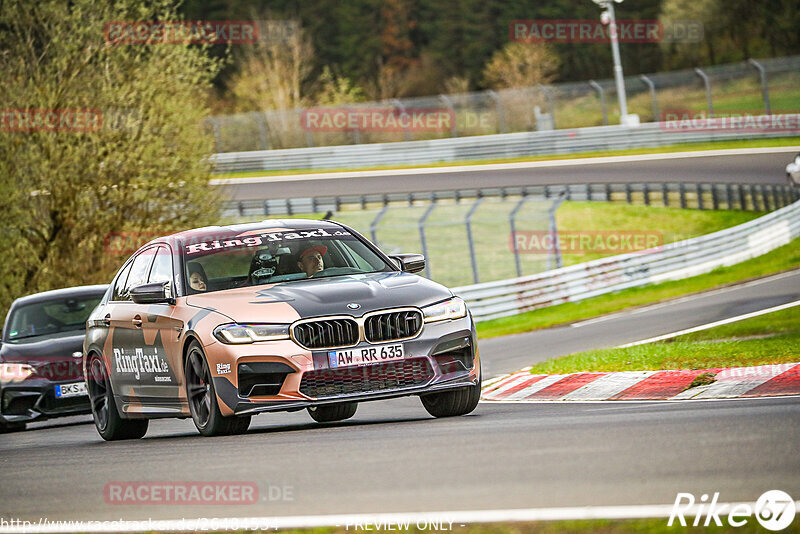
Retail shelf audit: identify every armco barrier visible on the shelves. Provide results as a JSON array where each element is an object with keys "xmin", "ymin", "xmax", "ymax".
[
  {"xmin": 453, "ymin": 199, "xmax": 800, "ymax": 322},
  {"xmin": 211, "ymin": 116, "xmax": 800, "ymax": 173}
]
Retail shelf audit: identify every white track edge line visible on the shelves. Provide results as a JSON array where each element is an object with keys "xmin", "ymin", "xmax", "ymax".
[{"xmin": 617, "ymin": 299, "xmax": 800, "ymax": 348}]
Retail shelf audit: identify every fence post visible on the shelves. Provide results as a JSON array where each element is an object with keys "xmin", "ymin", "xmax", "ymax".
[
  {"xmin": 726, "ymin": 184, "xmax": 734, "ymax": 210},
  {"xmin": 391, "ymin": 99, "xmax": 412, "ymax": 141},
  {"xmin": 465, "ymin": 197, "xmax": 484, "ymax": 284},
  {"xmin": 711, "ymin": 184, "xmax": 719, "ymax": 210},
  {"xmin": 488, "ymin": 90, "xmax": 506, "ymax": 134},
  {"xmin": 206, "ymin": 117, "xmax": 222, "ymax": 153},
  {"xmin": 370, "ymin": 205, "xmax": 391, "ymax": 245},
  {"xmin": 639, "ymin": 74, "xmax": 658, "ymax": 121},
  {"xmin": 439, "ymin": 94, "xmax": 458, "ymax": 137},
  {"xmin": 662, "ymin": 183, "xmax": 669, "ymax": 207},
  {"xmin": 547, "ymin": 192, "xmax": 566, "ymax": 270},
  {"xmin": 255, "ymin": 113, "xmax": 270, "ymax": 150},
  {"xmin": 771, "ymin": 185, "xmax": 780, "ymax": 210},
  {"xmin": 696, "ymin": 183, "xmax": 704, "ymax": 210},
  {"xmin": 679, "ymin": 183, "xmax": 687, "ymax": 209},
  {"xmin": 509, "ymin": 196, "xmax": 530, "ymax": 278},
  {"xmin": 738, "ymin": 184, "xmax": 746, "ymax": 210},
  {"xmin": 694, "ymin": 68, "xmax": 714, "ymax": 117},
  {"xmin": 589, "ymin": 80, "xmax": 608, "ymax": 126},
  {"xmin": 263, "ymin": 200, "xmax": 270, "ymax": 216},
  {"xmin": 538, "ymin": 84, "xmax": 556, "ymax": 129},
  {"xmin": 298, "ymin": 108, "xmax": 314, "ymax": 147},
  {"xmin": 605, "ymin": 183, "xmax": 612, "ymax": 201},
  {"xmin": 643, "ymin": 183, "xmax": 650, "ymax": 205},
  {"xmin": 750, "ymin": 184, "xmax": 760, "ymax": 211},
  {"xmin": 761, "ymin": 185, "xmax": 771, "ymax": 211},
  {"xmin": 418, "ymin": 202, "xmax": 437, "ymax": 278},
  {"xmin": 625, "ymin": 183, "xmax": 632, "ymax": 204},
  {"xmin": 748, "ymin": 59, "xmax": 771, "ymax": 115}
]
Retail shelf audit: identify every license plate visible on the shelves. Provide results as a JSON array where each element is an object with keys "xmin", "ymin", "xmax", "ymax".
[
  {"xmin": 328, "ymin": 344, "xmax": 404, "ymax": 368},
  {"xmin": 55, "ymin": 382, "xmax": 87, "ymax": 398}
]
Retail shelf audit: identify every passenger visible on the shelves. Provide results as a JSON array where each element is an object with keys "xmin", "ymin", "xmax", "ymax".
[
  {"xmin": 187, "ymin": 262, "xmax": 208, "ymax": 292},
  {"xmin": 296, "ymin": 245, "xmax": 327, "ymax": 278}
]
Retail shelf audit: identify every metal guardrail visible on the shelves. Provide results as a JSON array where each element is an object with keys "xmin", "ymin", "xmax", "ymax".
[
  {"xmin": 453, "ymin": 199, "xmax": 800, "ymax": 322},
  {"xmin": 222, "ymin": 182, "xmax": 800, "ymax": 218},
  {"xmin": 212, "ymin": 116, "xmax": 800, "ymax": 173}
]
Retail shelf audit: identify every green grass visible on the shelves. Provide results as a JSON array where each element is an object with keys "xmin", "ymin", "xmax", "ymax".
[
  {"xmin": 476, "ymin": 237, "xmax": 800, "ymax": 339},
  {"xmin": 525, "ymin": 306, "xmax": 800, "ymax": 374},
  {"xmin": 214, "ymin": 136, "xmax": 800, "ymax": 178}
]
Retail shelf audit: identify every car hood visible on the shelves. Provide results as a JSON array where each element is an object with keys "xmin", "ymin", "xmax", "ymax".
[
  {"xmin": 185, "ymin": 271, "xmax": 452, "ymax": 323},
  {"xmin": 0, "ymin": 331, "xmax": 85, "ymax": 381}
]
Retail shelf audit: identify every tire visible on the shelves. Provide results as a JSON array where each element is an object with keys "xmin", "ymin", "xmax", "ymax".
[
  {"xmin": 0, "ymin": 420, "xmax": 26, "ymax": 433},
  {"xmin": 185, "ymin": 341, "xmax": 250, "ymax": 436},
  {"xmin": 86, "ymin": 353, "xmax": 149, "ymax": 441},
  {"xmin": 307, "ymin": 402, "xmax": 358, "ymax": 423},
  {"xmin": 420, "ymin": 374, "xmax": 481, "ymax": 418}
]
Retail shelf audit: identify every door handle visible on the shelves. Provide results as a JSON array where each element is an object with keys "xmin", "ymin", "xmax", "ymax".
[
  {"xmin": 103, "ymin": 314, "xmax": 111, "ymax": 326},
  {"xmin": 132, "ymin": 315, "xmax": 143, "ymax": 328}
]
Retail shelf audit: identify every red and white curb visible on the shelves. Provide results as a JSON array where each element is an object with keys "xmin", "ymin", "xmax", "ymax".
[{"xmin": 481, "ymin": 362, "xmax": 800, "ymax": 402}]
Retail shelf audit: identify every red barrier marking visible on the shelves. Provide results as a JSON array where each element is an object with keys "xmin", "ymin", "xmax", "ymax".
[
  {"xmin": 740, "ymin": 364, "xmax": 800, "ymax": 397},
  {"xmin": 489, "ymin": 375, "xmax": 548, "ymax": 400},
  {"xmin": 522, "ymin": 372, "xmax": 605, "ymax": 400},
  {"xmin": 610, "ymin": 369, "xmax": 707, "ymax": 400}
]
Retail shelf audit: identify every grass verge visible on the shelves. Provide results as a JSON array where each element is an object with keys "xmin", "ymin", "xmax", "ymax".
[
  {"xmin": 476, "ymin": 237, "xmax": 800, "ymax": 339},
  {"xmin": 214, "ymin": 137, "xmax": 800, "ymax": 179},
  {"xmin": 525, "ymin": 301, "xmax": 800, "ymax": 375}
]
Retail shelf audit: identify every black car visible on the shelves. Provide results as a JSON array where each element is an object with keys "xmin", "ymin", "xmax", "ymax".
[{"xmin": 0, "ymin": 285, "xmax": 107, "ymax": 432}]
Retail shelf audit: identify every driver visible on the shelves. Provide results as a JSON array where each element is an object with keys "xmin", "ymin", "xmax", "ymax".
[
  {"xmin": 187, "ymin": 262, "xmax": 208, "ymax": 292},
  {"xmin": 296, "ymin": 244, "xmax": 327, "ymax": 278}
]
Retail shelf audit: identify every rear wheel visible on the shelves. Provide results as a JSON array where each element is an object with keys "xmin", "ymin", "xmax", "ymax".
[
  {"xmin": 420, "ymin": 374, "xmax": 481, "ymax": 418},
  {"xmin": 185, "ymin": 341, "xmax": 250, "ymax": 436},
  {"xmin": 86, "ymin": 354, "xmax": 148, "ymax": 441},
  {"xmin": 307, "ymin": 402, "xmax": 358, "ymax": 423}
]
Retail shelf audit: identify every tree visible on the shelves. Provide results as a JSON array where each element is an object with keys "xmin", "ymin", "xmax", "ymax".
[
  {"xmin": 0, "ymin": 0, "xmax": 222, "ymax": 317},
  {"xmin": 483, "ymin": 42, "xmax": 560, "ymax": 89}
]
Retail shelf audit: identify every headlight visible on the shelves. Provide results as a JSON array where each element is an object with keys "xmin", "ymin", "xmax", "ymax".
[
  {"xmin": 422, "ymin": 297, "xmax": 467, "ymax": 323},
  {"xmin": 0, "ymin": 363, "xmax": 35, "ymax": 383},
  {"xmin": 213, "ymin": 324, "xmax": 290, "ymax": 344}
]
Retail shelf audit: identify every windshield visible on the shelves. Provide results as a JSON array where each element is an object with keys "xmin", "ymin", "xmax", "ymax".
[
  {"xmin": 182, "ymin": 226, "xmax": 393, "ymax": 294},
  {"xmin": 5, "ymin": 294, "xmax": 103, "ymax": 343}
]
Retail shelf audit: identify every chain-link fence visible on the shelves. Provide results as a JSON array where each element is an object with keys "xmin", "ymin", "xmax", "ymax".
[{"xmin": 207, "ymin": 55, "xmax": 800, "ymax": 153}]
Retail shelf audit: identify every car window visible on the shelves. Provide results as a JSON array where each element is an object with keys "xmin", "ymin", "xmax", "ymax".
[
  {"xmin": 148, "ymin": 246, "xmax": 173, "ymax": 284},
  {"xmin": 5, "ymin": 294, "xmax": 104, "ymax": 343},
  {"xmin": 112, "ymin": 261, "xmax": 133, "ymax": 302},
  {"xmin": 125, "ymin": 249, "xmax": 156, "ymax": 295}
]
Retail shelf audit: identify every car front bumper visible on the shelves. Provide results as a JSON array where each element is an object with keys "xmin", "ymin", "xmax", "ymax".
[
  {"xmin": 206, "ymin": 315, "xmax": 480, "ymax": 417},
  {"xmin": 0, "ymin": 378, "xmax": 91, "ymax": 424}
]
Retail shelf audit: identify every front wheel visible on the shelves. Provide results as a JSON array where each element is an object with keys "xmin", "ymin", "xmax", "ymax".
[
  {"xmin": 86, "ymin": 354, "xmax": 148, "ymax": 441},
  {"xmin": 420, "ymin": 378, "xmax": 481, "ymax": 418},
  {"xmin": 185, "ymin": 342, "xmax": 250, "ymax": 436},
  {"xmin": 307, "ymin": 402, "xmax": 358, "ymax": 423}
]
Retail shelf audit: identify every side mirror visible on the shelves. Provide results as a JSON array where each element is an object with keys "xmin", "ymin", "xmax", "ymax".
[
  {"xmin": 131, "ymin": 282, "xmax": 174, "ymax": 305},
  {"xmin": 389, "ymin": 253, "xmax": 425, "ymax": 274}
]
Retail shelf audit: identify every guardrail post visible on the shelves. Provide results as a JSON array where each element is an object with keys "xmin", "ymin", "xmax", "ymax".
[
  {"xmin": 360, "ymin": 195, "xmax": 367, "ymax": 210},
  {"xmin": 605, "ymin": 183, "xmax": 612, "ymax": 201},
  {"xmin": 761, "ymin": 185, "xmax": 771, "ymax": 211},
  {"xmin": 311, "ymin": 197, "xmax": 318, "ymax": 213},
  {"xmin": 589, "ymin": 80, "xmax": 608, "ymax": 126},
  {"xmin": 738, "ymin": 184, "xmax": 746, "ymax": 210},
  {"xmin": 771, "ymin": 185, "xmax": 780, "ymax": 210},
  {"xmin": 546, "ymin": 193, "xmax": 566, "ymax": 270},
  {"xmin": 263, "ymin": 200, "xmax": 270, "ymax": 216},
  {"xmin": 391, "ymin": 99, "xmax": 412, "ymax": 141},
  {"xmin": 585, "ymin": 183, "xmax": 592, "ymax": 201},
  {"xmin": 509, "ymin": 196, "xmax": 530, "ymax": 277},
  {"xmin": 662, "ymin": 183, "xmax": 669, "ymax": 206},
  {"xmin": 286, "ymin": 199, "xmax": 293, "ymax": 216},
  {"xmin": 639, "ymin": 74, "xmax": 658, "ymax": 121},
  {"xmin": 625, "ymin": 183, "xmax": 632, "ymax": 204},
  {"xmin": 370, "ymin": 204, "xmax": 391, "ymax": 245},
  {"xmin": 488, "ymin": 90, "xmax": 506, "ymax": 133},
  {"xmin": 465, "ymin": 197, "xmax": 484, "ymax": 284},
  {"xmin": 748, "ymin": 59, "xmax": 771, "ymax": 115},
  {"xmin": 711, "ymin": 185, "xmax": 719, "ymax": 210},
  {"xmin": 726, "ymin": 184, "xmax": 734, "ymax": 210},
  {"xmin": 439, "ymin": 94, "xmax": 458, "ymax": 137},
  {"xmin": 679, "ymin": 183, "xmax": 687, "ymax": 209},
  {"xmin": 694, "ymin": 68, "xmax": 714, "ymax": 117},
  {"xmin": 643, "ymin": 183, "xmax": 650, "ymax": 205},
  {"xmin": 418, "ymin": 202, "xmax": 437, "ymax": 278},
  {"xmin": 750, "ymin": 184, "xmax": 760, "ymax": 211},
  {"xmin": 696, "ymin": 183, "xmax": 704, "ymax": 210}
]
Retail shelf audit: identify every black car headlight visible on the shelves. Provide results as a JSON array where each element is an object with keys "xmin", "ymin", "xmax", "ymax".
[
  {"xmin": 422, "ymin": 297, "xmax": 467, "ymax": 323},
  {"xmin": 213, "ymin": 324, "xmax": 290, "ymax": 344}
]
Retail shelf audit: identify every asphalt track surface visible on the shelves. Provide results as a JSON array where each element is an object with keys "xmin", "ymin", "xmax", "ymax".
[
  {"xmin": 218, "ymin": 150, "xmax": 798, "ymax": 201},
  {"xmin": 2, "ymin": 271, "xmax": 799, "ymax": 523}
]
